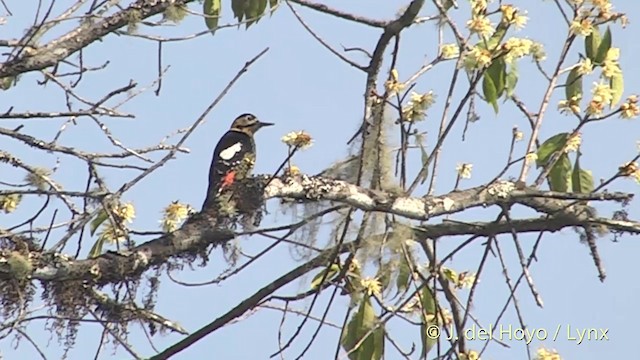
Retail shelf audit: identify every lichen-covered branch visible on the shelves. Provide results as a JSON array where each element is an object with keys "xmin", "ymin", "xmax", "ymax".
[
  {"xmin": 0, "ymin": 175, "xmax": 636, "ymax": 286},
  {"xmin": 348, "ymin": 0, "xmax": 425, "ymax": 144},
  {"xmin": 265, "ymin": 175, "xmax": 634, "ymax": 222},
  {"xmin": 414, "ymin": 216, "xmax": 640, "ymax": 239},
  {"xmin": 0, "ymin": 212, "xmax": 234, "ymax": 284}
]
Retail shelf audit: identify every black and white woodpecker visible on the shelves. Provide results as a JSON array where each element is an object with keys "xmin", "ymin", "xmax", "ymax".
[{"xmin": 202, "ymin": 113, "xmax": 274, "ymax": 209}]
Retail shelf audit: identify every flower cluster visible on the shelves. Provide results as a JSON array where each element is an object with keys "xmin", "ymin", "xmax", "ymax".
[
  {"xmin": 571, "ymin": 0, "xmax": 626, "ymax": 27},
  {"xmin": 114, "ymin": 202, "xmax": 136, "ymax": 223},
  {"xmin": 402, "ymin": 91, "xmax": 436, "ymax": 122},
  {"xmin": 443, "ymin": 267, "xmax": 477, "ymax": 289},
  {"xmin": 98, "ymin": 202, "xmax": 135, "ymax": 244},
  {"xmin": 456, "ymin": 163, "xmax": 473, "ymax": 179},
  {"xmin": 525, "ymin": 152, "xmax": 538, "ymax": 165},
  {"xmin": 462, "ymin": 46, "xmax": 492, "ymax": 70},
  {"xmin": 602, "ymin": 48, "xmax": 621, "ymax": 77},
  {"xmin": 558, "ymin": 95, "xmax": 582, "ymax": 115},
  {"xmin": 0, "ymin": 194, "xmax": 21, "ymax": 214},
  {"xmin": 161, "ymin": 201, "xmax": 192, "ymax": 233},
  {"xmin": 569, "ymin": 18, "xmax": 593, "ymax": 37},
  {"xmin": 619, "ymin": 95, "xmax": 640, "ymax": 119},
  {"xmin": 284, "ymin": 165, "xmax": 301, "ymax": 176},
  {"xmin": 500, "ymin": 4, "xmax": 528, "ymax": 29},
  {"xmin": 384, "ymin": 69, "xmax": 405, "ymax": 95},
  {"xmin": 618, "ymin": 162, "xmax": 640, "ymax": 184},
  {"xmin": 586, "ymin": 81, "xmax": 614, "ymax": 115},
  {"xmin": 360, "ymin": 277, "xmax": 382, "ymax": 296},
  {"xmin": 459, "ymin": 350, "xmax": 481, "ymax": 360},
  {"xmin": 503, "ymin": 37, "xmax": 534, "ymax": 63},
  {"xmin": 590, "ymin": 0, "xmax": 614, "ymax": 21},
  {"xmin": 513, "ymin": 126, "xmax": 524, "ymax": 141},
  {"xmin": 470, "ymin": 0, "xmax": 487, "ymax": 14},
  {"xmin": 281, "ymin": 131, "xmax": 313, "ymax": 149},
  {"xmin": 440, "ymin": 43, "xmax": 460, "ymax": 59},
  {"xmin": 576, "ymin": 58, "xmax": 593, "ymax": 76},
  {"xmin": 467, "ymin": 15, "xmax": 494, "ymax": 38},
  {"xmin": 463, "ymin": 37, "xmax": 543, "ymax": 70},
  {"xmin": 536, "ymin": 347, "xmax": 561, "ymax": 360},
  {"xmin": 565, "ymin": 133, "xmax": 582, "ymax": 152}
]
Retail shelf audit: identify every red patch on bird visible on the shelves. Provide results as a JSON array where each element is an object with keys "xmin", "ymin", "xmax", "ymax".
[{"xmin": 220, "ymin": 171, "xmax": 236, "ymax": 189}]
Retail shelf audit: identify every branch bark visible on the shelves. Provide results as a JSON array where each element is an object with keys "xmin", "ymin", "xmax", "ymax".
[
  {"xmin": 0, "ymin": 0, "xmax": 195, "ymax": 78},
  {"xmin": 348, "ymin": 0, "xmax": 425, "ymax": 144},
  {"xmin": 0, "ymin": 175, "xmax": 636, "ymax": 285}
]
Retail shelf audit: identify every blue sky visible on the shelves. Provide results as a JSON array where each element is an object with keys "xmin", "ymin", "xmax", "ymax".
[{"xmin": 1, "ymin": 1, "xmax": 639, "ymax": 359}]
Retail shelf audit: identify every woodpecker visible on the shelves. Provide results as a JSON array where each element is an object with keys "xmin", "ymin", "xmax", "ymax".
[{"xmin": 202, "ymin": 113, "xmax": 273, "ymax": 209}]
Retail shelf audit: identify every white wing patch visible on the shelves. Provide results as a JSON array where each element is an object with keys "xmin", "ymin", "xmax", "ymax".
[{"xmin": 219, "ymin": 142, "xmax": 243, "ymax": 160}]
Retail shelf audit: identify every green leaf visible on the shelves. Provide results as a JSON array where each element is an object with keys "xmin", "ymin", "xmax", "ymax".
[
  {"xmin": 90, "ymin": 209, "xmax": 109, "ymax": 236},
  {"xmin": 245, "ymin": 0, "xmax": 266, "ymax": 28},
  {"xmin": 395, "ymin": 259, "xmax": 411, "ymax": 296},
  {"xmin": 88, "ymin": 234, "xmax": 107, "ymax": 258},
  {"xmin": 505, "ymin": 62, "xmax": 518, "ymax": 98},
  {"xmin": 342, "ymin": 298, "xmax": 382, "ymax": 360},
  {"xmin": 203, "ymin": 0, "xmax": 221, "ymax": 35},
  {"xmin": 420, "ymin": 286, "xmax": 436, "ymax": 316},
  {"xmin": 420, "ymin": 286, "xmax": 438, "ymax": 358},
  {"xmin": 485, "ymin": 22, "xmax": 509, "ymax": 51},
  {"xmin": 536, "ymin": 133, "xmax": 569, "ymax": 168},
  {"xmin": 585, "ymin": 26, "xmax": 601, "ymax": 62},
  {"xmin": 548, "ymin": 153, "xmax": 572, "ymax": 192},
  {"xmin": 482, "ymin": 72, "xmax": 499, "ymax": 113},
  {"xmin": 231, "ymin": 0, "xmax": 247, "ymax": 22},
  {"xmin": 310, "ymin": 263, "xmax": 340, "ymax": 289},
  {"xmin": 572, "ymin": 155, "xmax": 594, "ymax": 194},
  {"xmin": 595, "ymin": 26, "xmax": 612, "ymax": 64},
  {"xmin": 375, "ymin": 265, "xmax": 391, "ymax": 296},
  {"xmin": 413, "ymin": 132, "xmax": 429, "ymax": 184},
  {"xmin": 371, "ymin": 326, "xmax": 384, "ymax": 360},
  {"xmin": 610, "ymin": 71, "xmax": 624, "ymax": 107},
  {"xmin": 565, "ymin": 67, "xmax": 583, "ymax": 100},
  {"xmin": 0, "ymin": 77, "xmax": 17, "ymax": 90},
  {"xmin": 257, "ymin": 0, "xmax": 268, "ymax": 22},
  {"xmin": 487, "ymin": 57, "xmax": 506, "ymax": 98},
  {"xmin": 269, "ymin": 0, "xmax": 280, "ymax": 16},
  {"xmin": 442, "ymin": 0, "xmax": 455, "ymax": 12},
  {"xmin": 442, "ymin": 267, "xmax": 457, "ymax": 283},
  {"xmin": 341, "ymin": 306, "xmax": 360, "ymax": 355}
]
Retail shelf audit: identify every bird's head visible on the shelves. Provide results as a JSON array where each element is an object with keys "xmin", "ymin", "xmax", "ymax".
[{"xmin": 230, "ymin": 113, "xmax": 274, "ymax": 135}]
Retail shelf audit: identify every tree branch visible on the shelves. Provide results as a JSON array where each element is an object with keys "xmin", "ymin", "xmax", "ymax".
[
  {"xmin": 0, "ymin": 176, "xmax": 636, "ymax": 285},
  {"xmin": 0, "ymin": 110, "xmax": 134, "ymax": 119},
  {"xmin": 148, "ymin": 241, "xmax": 355, "ymax": 360},
  {"xmin": 288, "ymin": 0, "xmax": 387, "ymax": 28},
  {"xmin": 0, "ymin": 0, "xmax": 196, "ymax": 78},
  {"xmin": 348, "ymin": 0, "xmax": 425, "ymax": 144}
]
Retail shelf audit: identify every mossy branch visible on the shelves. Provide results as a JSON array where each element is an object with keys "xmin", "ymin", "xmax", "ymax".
[{"xmin": 0, "ymin": 174, "xmax": 636, "ymax": 285}]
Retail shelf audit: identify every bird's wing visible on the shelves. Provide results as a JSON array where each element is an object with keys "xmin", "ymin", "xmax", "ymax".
[{"xmin": 208, "ymin": 130, "xmax": 254, "ymax": 188}]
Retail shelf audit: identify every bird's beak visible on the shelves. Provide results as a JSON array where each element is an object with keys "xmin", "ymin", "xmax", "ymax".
[{"xmin": 257, "ymin": 121, "xmax": 274, "ymax": 128}]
